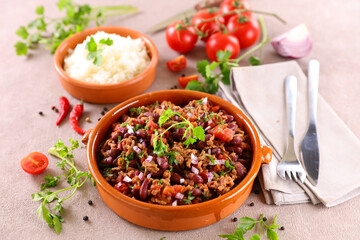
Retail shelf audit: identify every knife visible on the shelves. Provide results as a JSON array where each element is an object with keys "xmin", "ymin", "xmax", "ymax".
[
  {"xmin": 300, "ymin": 60, "xmax": 320, "ymax": 186},
  {"xmin": 146, "ymin": 0, "xmax": 223, "ymax": 33}
]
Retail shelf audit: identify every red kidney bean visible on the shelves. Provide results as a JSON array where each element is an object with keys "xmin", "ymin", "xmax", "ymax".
[
  {"xmin": 124, "ymin": 132, "xmax": 134, "ymax": 138},
  {"xmin": 136, "ymin": 129, "xmax": 148, "ymax": 139},
  {"xmin": 153, "ymin": 113, "xmax": 160, "ymax": 123},
  {"xmin": 230, "ymin": 136, "xmax": 242, "ymax": 146},
  {"xmin": 172, "ymin": 164, "xmax": 182, "ymax": 173},
  {"xmin": 199, "ymin": 121, "xmax": 206, "ymax": 128},
  {"xmin": 220, "ymin": 109, "xmax": 228, "ymax": 115},
  {"xmin": 227, "ymin": 123, "xmax": 236, "ymax": 131},
  {"xmin": 199, "ymin": 172, "xmax": 208, "ymax": 182},
  {"xmin": 238, "ymin": 158, "xmax": 251, "ymax": 168},
  {"xmin": 131, "ymin": 188, "xmax": 140, "ymax": 199},
  {"xmin": 111, "ymin": 132, "xmax": 121, "ymax": 141},
  {"xmin": 157, "ymin": 155, "xmax": 169, "ymax": 170},
  {"xmin": 170, "ymin": 172, "xmax": 182, "ymax": 184},
  {"xmin": 230, "ymin": 154, "xmax": 238, "ymax": 162},
  {"xmin": 196, "ymin": 140, "xmax": 206, "ymax": 150},
  {"xmin": 225, "ymin": 114, "xmax": 234, "ymax": 122},
  {"xmin": 151, "ymin": 169, "xmax": 164, "ymax": 178},
  {"xmin": 207, "ymin": 119, "xmax": 216, "ymax": 128},
  {"xmin": 174, "ymin": 128, "xmax": 186, "ymax": 141},
  {"xmin": 110, "ymin": 148, "xmax": 121, "ymax": 158},
  {"xmin": 120, "ymin": 114, "xmax": 129, "ymax": 122},
  {"xmin": 139, "ymin": 179, "xmax": 149, "ymax": 200},
  {"xmin": 101, "ymin": 156, "xmax": 113, "ymax": 166},
  {"xmin": 192, "ymin": 188, "xmax": 202, "ymax": 196},
  {"xmin": 205, "ymin": 134, "xmax": 212, "ymax": 141},
  {"xmin": 234, "ymin": 146, "xmax": 243, "ymax": 155},
  {"xmin": 128, "ymin": 160, "xmax": 137, "ymax": 168},
  {"xmin": 235, "ymin": 162, "xmax": 247, "ymax": 180},
  {"xmin": 211, "ymin": 147, "xmax": 221, "ymax": 155},
  {"xmin": 189, "ymin": 173, "xmax": 204, "ymax": 183}
]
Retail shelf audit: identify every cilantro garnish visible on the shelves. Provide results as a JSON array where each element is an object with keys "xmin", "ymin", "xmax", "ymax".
[
  {"xmin": 86, "ymin": 37, "xmax": 114, "ymax": 66},
  {"xmin": 165, "ymin": 151, "xmax": 179, "ymax": 165},
  {"xmin": 153, "ymin": 108, "xmax": 205, "ymax": 156},
  {"xmin": 204, "ymin": 154, "xmax": 216, "ymax": 165},
  {"xmin": 130, "ymin": 107, "xmax": 142, "ymax": 115},
  {"xmin": 219, "ymin": 214, "xmax": 280, "ymax": 240},
  {"xmin": 14, "ymin": 1, "xmax": 137, "ymax": 56},
  {"xmin": 32, "ymin": 139, "xmax": 95, "ymax": 234},
  {"xmin": 183, "ymin": 191, "xmax": 195, "ymax": 204}
]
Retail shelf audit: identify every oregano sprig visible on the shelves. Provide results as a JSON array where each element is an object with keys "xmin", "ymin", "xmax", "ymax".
[{"xmin": 31, "ymin": 139, "xmax": 95, "ymax": 234}]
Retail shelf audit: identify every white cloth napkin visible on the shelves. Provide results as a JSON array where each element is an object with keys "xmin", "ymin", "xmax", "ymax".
[{"xmin": 225, "ymin": 61, "xmax": 360, "ymax": 207}]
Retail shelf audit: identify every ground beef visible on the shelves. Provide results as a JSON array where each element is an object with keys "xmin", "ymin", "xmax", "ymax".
[{"xmin": 98, "ymin": 98, "xmax": 252, "ymax": 205}]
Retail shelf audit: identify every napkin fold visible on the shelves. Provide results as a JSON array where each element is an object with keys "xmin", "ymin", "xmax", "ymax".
[{"xmin": 225, "ymin": 61, "xmax": 360, "ymax": 207}]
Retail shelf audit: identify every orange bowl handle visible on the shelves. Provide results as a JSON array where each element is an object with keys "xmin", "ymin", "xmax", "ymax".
[
  {"xmin": 82, "ymin": 129, "xmax": 93, "ymax": 145},
  {"xmin": 261, "ymin": 145, "xmax": 272, "ymax": 164}
]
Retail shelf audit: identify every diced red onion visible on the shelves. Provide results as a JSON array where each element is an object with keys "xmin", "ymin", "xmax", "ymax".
[
  {"xmin": 191, "ymin": 166, "xmax": 199, "ymax": 174},
  {"xmin": 207, "ymin": 172, "xmax": 214, "ymax": 182},
  {"xmin": 191, "ymin": 153, "xmax": 198, "ymax": 164},
  {"xmin": 133, "ymin": 146, "xmax": 141, "ymax": 155},
  {"xmin": 123, "ymin": 176, "xmax": 132, "ymax": 183},
  {"xmin": 127, "ymin": 125, "xmax": 134, "ymax": 134},
  {"xmin": 115, "ymin": 182, "xmax": 122, "ymax": 188},
  {"xmin": 145, "ymin": 156, "xmax": 153, "ymax": 162},
  {"xmin": 138, "ymin": 172, "xmax": 144, "ymax": 180},
  {"xmin": 187, "ymin": 112, "xmax": 193, "ymax": 117},
  {"xmin": 118, "ymin": 127, "xmax": 125, "ymax": 132},
  {"xmin": 180, "ymin": 178, "xmax": 185, "ymax": 184},
  {"xmin": 135, "ymin": 171, "xmax": 139, "ymax": 176},
  {"xmin": 172, "ymin": 200, "xmax": 178, "ymax": 206},
  {"xmin": 209, "ymin": 159, "xmax": 226, "ymax": 165},
  {"xmin": 204, "ymin": 126, "xmax": 211, "ymax": 131},
  {"xmin": 175, "ymin": 192, "xmax": 184, "ymax": 199},
  {"xmin": 202, "ymin": 97, "xmax": 208, "ymax": 105},
  {"xmin": 161, "ymin": 105, "xmax": 165, "ymax": 109},
  {"xmin": 271, "ymin": 24, "xmax": 312, "ymax": 59},
  {"xmin": 146, "ymin": 173, "xmax": 151, "ymax": 179},
  {"xmin": 139, "ymin": 138, "xmax": 147, "ymax": 147}
]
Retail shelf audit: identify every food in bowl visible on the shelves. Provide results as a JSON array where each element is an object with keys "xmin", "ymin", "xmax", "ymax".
[
  {"xmin": 63, "ymin": 31, "xmax": 150, "ymax": 84},
  {"xmin": 98, "ymin": 97, "xmax": 252, "ymax": 205}
]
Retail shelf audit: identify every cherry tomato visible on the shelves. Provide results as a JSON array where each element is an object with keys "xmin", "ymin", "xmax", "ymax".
[
  {"xmin": 21, "ymin": 152, "xmax": 49, "ymax": 175},
  {"xmin": 166, "ymin": 20, "xmax": 198, "ymax": 53},
  {"xmin": 166, "ymin": 55, "xmax": 187, "ymax": 72},
  {"xmin": 178, "ymin": 74, "xmax": 199, "ymax": 88},
  {"xmin": 191, "ymin": 9, "xmax": 225, "ymax": 42},
  {"xmin": 227, "ymin": 16, "xmax": 260, "ymax": 49},
  {"xmin": 213, "ymin": 125, "xmax": 234, "ymax": 142},
  {"xmin": 220, "ymin": 0, "xmax": 252, "ymax": 24},
  {"xmin": 205, "ymin": 32, "xmax": 240, "ymax": 61}
]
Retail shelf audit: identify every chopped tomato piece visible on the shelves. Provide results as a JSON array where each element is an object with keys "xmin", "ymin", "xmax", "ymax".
[
  {"xmin": 211, "ymin": 105, "xmax": 220, "ymax": 112},
  {"xmin": 166, "ymin": 55, "xmax": 187, "ymax": 72},
  {"xmin": 178, "ymin": 75, "xmax": 198, "ymax": 88},
  {"xmin": 146, "ymin": 120, "xmax": 159, "ymax": 133},
  {"xmin": 21, "ymin": 152, "xmax": 49, "ymax": 175},
  {"xmin": 163, "ymin": 185, "xmax": 184, "ymax": 197},
  {"xmin": 213, "ymin": 125, "xmax": 234, "ymax": 142},
  {"xmin": 216, "ymin": 153, "xmax": 229, "ymax": 160}
]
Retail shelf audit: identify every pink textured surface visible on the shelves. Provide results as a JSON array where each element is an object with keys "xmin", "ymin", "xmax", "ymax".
[{"xmin": 1, "ymin": 0, "xmax": 359, "ymax": 239}]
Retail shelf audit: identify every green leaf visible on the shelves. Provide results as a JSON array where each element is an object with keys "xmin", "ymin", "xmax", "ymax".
[
  {"xmin": 217, "ymin": 50, "xmax": 232, "ymax": 61},
  {"xmin": 67, "ymin": 176, "xmax": 77, "ymax": 186},
  {"xmin": 41, "ymin": 174, "xmax": 60, "ymax": 190},
  {"xmin": 218, "ymin": 234, "xmax": 241, "ymax": 240},
  {"xmin": 185, "ymin": 80, "xmax": 205, "ymax": 92},
  {"xmin": 86, "ymin": 37, "xmax": 97, "ymax": 52},
  {"xmin": 99, "ymin": 37, "xmax": 113, "ymax": 46},
  {"xmin": 196, "ymin": 60, "xmax": 209, "ymax": 78},
  {"xmin": 192, "ymin": 126, "xmax": 205, "ymax": 141},
  {"xmin": 51, "ymin": 214, "xmax": 62, "ymax": 234},
  {"xmin": 32, "ymin": 192, "xmax": 44, "ymax": 202},
  {"xmin": 30, "ymin": 33, "xmax": 41, "ymax": 43},
  {"xmin": 249, "ymin": 234, "xmax": 261, "ymax": 240},
  {"xmin": 205, "ymin": 61, "xmax": 219, "ymax": 79},
  {"xmin": 248, "ymin": 56, "xmax": 261, "ymax": 66},
  {"xmin": 42, "ymin": 205, "xmax": 54, "ymax": 227},
  {"xmin": 14, "ymin": 42, "xmax": 28, "ymax": 55},
  {"xmin": 225, "ymin": 160, "xmax": 235, "ymax": 169},
  {"xmin": 57, "ymin": 0, "xmax": 73, "ymax": 11},
  {"xmin": 158, "ymin": 108, "xmax": 173, "ymax": 127},
  {"xmin": 266, "ymin": 229, "xmax": 279, "ymax": 240},
  {"xmin": 35, "ymin": 6, "xmax": 44, "ymax": 15},
  {"xmin": 15, "ymin": 26, "xmax": 29, "ymax": 39},
  {"xmin": 219, "ymin": 62, "xmax": 231, "ymax": 85},
  {"xmin": 36, "ymin": 204, "xmax": 43, "ymax": 219}
]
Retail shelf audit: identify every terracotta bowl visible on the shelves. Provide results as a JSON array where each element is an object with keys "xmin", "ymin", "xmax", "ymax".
[
  {"xmin": 86, "ymin": 90, "xmax": 272, "ymax": 231},
  {"xmin": 53, "ymin": 26, "xmax": 159, "ymax": 104}
]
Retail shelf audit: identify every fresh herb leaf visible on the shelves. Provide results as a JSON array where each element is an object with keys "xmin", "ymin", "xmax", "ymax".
[
  {"xmin": 99, "ymin": 37, "xmax": 113, "ymax": 46},
  {"xmin": 224, "ymin": 160, "xmax": 235, "ymax": 170},
  {"xmin": 41, "ymin": 174, "xmax": 60, "ymax": 190},
  {"xmin": 158, "ymin": 108, "xmax": 174, "ymax": 127},
  {"xmin": 129, "ymin": 107, "xmax": 142, "ymax": 115},
  {"xmin": 249, "ymin": 56, "xmax": 261, "ymax": 66},
  {"xmin": 14, "ymin": 42, "xmax": 28, "ymax": 55},
  {"xmin": 16, "ymin": 26, "xmax": 29, "ymax": 39},
  {"xmin": 35, "ymin": 6, "xmax": 45, "ymax": 15}
]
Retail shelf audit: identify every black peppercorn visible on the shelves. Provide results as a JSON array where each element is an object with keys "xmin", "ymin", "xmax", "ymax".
[
  {"xmin": 232, "ymin": 217, "xmax": 238, "ymax": 222},
  {"xmin": 104, "ymin": 107, "xmax": 108, "ymax": 111},
  {"xmin": 83, "ymin": 216, "xmax": 89, "ymax": 221},
  {"xmin": 39, "ymin": 111, "xmax": 44, "ymax": 116},
  {"xmin": 101, "ymin": 111, "xmax": 105, "ymax": 116},
  {"xmin": 263, "ymin": 217, "xmax": 267, "ymax": 221},
  {"xmin": 249, "ymin": 202, "xmax": 254, "ymax": 207},
  {"xmin": 88, "ymin": 200, "xmax": 93, "ymax": 205},
  {"xmin": 280, "ymin": 226, "xmax": 285, "ymax": 231},
  {"xmin": 181, "ymin": 74, "xmax": 185, "ymax": 77}
]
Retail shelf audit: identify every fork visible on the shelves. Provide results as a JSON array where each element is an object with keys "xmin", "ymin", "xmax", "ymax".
[{"xmin": 276, "ymin": 76, "xmax": 306, "ymax": 183}]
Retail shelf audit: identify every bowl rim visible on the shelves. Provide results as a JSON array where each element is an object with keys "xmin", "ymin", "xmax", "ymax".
[
  {"xmin": 87, "ymin": 90, "xmax": 263, "ymax": 211},
  {"xmin": 53, "ymin": 26, "xmax": 159, "ymax": 90}
]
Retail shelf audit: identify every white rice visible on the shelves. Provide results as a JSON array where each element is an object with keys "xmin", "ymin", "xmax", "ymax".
[{"xmin": 64, "ymin": 31, "xmax": 150, "ymax": 84}]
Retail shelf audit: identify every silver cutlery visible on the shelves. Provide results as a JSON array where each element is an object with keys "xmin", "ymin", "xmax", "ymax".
[
  {"xmin": 300, "ymin": 60, "xmax": 320, "ymax": 186},
  {"xmin": 277, "ymin": 76, "xmax": 306, "ymax": 182}
]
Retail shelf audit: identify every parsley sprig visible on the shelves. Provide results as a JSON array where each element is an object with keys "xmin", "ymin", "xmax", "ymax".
[
  {"xmin": 15, "ymin": 0, "xmax": 137, "ymax": 56},
  {"xmin": 186, "ymin": 15, "xmax": 269, "ymax": 94},
  {"xmin": 153, "ymin": 108, "xmax": 205, "ymax": 156},
  {"xmin": 86, "ymin": 37, "xmax": 113, "ymax": 66},
  {"xmin": 219, "ymin": 214, "xmax": 280, "ymax": 240},
  {"xmin": 31, "ymin": 139, "xmax": 95, "ymax": 234}
]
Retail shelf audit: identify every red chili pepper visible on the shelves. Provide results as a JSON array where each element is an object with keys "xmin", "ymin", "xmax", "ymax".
[
  {"xmin": 69, "ymin": 100, "xmax": 86, "ymax": 135},
  {"xmin": 56, "ymin": 96, "xmax": 70, "ymax": 126}
]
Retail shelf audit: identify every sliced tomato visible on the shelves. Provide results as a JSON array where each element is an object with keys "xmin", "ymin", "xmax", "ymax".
[
  {"xmin": 213, "ymin": 125, "xmax": 234, "ymax": 142},
  {"xmin": 21, "ymin": 152, "xmax": 49, "ymax": 175},
  {"xmin": 166, "ymin": 55, "xmax": 187, "ymax": 72},
  {"xmin": 178, "ymin": 75, "xmax": 199, "ymax": 88}
]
